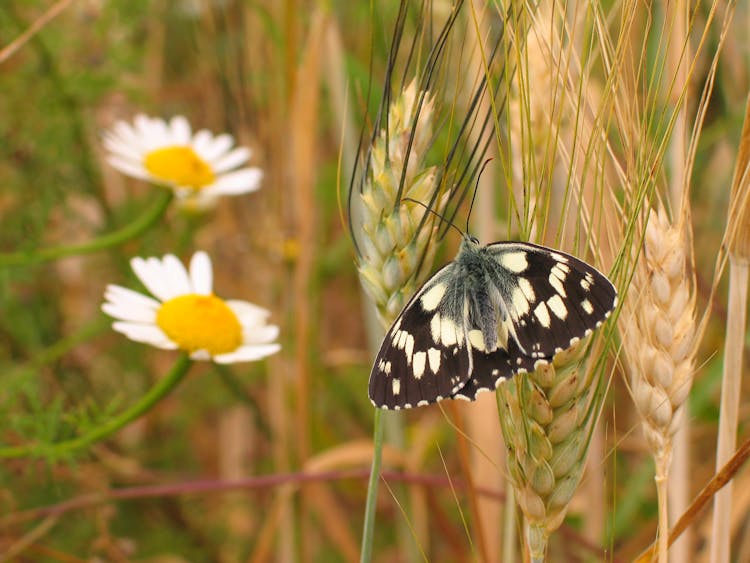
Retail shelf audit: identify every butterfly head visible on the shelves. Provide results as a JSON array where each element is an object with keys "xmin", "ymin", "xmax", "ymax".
[{"xmin": 462, "ymin": 233, "xmax": 481, "ymax": 248}]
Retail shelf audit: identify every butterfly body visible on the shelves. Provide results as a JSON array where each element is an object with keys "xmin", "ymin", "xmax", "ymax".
[{"xmin": 369, "ymin": 235, "xmax": 617, "ymax": 410}]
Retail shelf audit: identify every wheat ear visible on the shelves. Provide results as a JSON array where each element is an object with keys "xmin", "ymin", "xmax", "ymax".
[
  {"xmin": 497, "ymin": 340, "xmax": 602, "ymax": 562},
  {"xmin": 622, "ymin": 206, "xmax": 697, "ymax": 563},
  {"xmin": 357, "ymin": 79, "xmax": 448, "ymax": 327}
]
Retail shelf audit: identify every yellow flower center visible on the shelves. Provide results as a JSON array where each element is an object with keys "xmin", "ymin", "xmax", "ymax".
[
  {"xmin": 156, "ymin": 294, "xmax": 242, "ymax": 355},
  {"xmin": 143, "ymin": 146, "xmax": 215, "ymax": 189}
]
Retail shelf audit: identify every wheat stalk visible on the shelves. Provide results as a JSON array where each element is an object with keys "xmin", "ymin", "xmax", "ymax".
[
  {"xmin": 710, "ymin": 94, "xmax": 750, "ymax": 563},
  {"xmin": 498, "ymin": 6, "xmax": 618, "ymax": 560},
  {"xmin": 355, "ymin": 77, "xmax": 448, "ymax": 562},
  {"xmin": 621, "ymin": 206, "xmax": 697, "ymax": 563}
]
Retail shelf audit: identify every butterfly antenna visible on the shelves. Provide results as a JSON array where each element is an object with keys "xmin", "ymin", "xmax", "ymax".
[
  {"xmin": 466, "ymin": 158, "xmax": 493, "ymax": 234},
  {"xmin": 402, "ymin": 197, "xmax": 464, "ymax": 238}
]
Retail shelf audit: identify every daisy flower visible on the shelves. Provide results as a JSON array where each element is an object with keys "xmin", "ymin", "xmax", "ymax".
[
  {"xmin": 102, "ymin": 251, "xmax": 280, "ymax": 363},
  {"xmin": 103, "ymin": 114, "xmax": 263, "ymax": 208}
]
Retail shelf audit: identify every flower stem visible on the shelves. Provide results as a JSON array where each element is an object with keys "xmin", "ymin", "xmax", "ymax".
[
  {"xmin": 0, "ymin": 191, "xmax": 173, "ymax": 268},
  {"xmin": 0, "ymin": 353, "xmax": 192, "ymax": 459},
  {"xmin": 361, "ymin": 408, "xmax": 384, "ymax": 563}
]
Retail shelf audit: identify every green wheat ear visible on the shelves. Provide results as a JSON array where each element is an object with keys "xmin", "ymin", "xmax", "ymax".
[
  {"xmin": 357, "ymin": 79, "xmax": 449, "ymax": 326},
  {"xmin": 497, "ymin": 339, "xmax": 602, "ymax": 561}
]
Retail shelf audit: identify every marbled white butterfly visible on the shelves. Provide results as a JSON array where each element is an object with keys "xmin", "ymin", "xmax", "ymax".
[{"xmin": 369, "ymin": 234, "xmax": 617, "ymax": 409}]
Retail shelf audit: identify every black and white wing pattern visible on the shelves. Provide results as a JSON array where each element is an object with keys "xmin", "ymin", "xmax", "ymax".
[
  {"xmin": 368, "ymin": 235, "xmax": 617, "ymax": 410},
  {"xmin": 368, "ymin": 263, "xmax": 474, "ymax": 409},
  {"xmin": 484, "ymin": 241, "xmax": 617, "ymax": 359}
]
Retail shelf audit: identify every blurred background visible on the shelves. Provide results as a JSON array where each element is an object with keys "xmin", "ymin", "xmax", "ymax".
[{"xmin": 1, "ymin": 1, "xmax": 749, "ymax": 562}]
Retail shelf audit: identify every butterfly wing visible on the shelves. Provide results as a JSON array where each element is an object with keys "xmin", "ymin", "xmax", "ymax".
[
  {"xmin": 451, "ymin": 338, "xmax": 543, "ymax": 401},
  {"xmin": 486, "ymin": 241, "xmax": 617, "ymax": 359},
  {"xmin": 369, "ymin": 264, "xmax": 474, "ymax": 409}
]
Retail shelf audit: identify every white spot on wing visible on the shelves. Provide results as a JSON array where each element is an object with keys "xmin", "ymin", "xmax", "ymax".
[
  {"xmin": 551, "ymin": 264, "xmax": 568, "ymax": 281},
  {"xmin": 404, "ymin": 334, "xmax": 415, "ymax": 360},
  {"xmin": 534, "ymin": 301, "xmax": 551, "ymax": 327},
  {"xmin": 549, "ymin": 273, "xmax": 567, "ymax": 298},
  {"xmin": 468, "ymin": 329, "xmax": 486, "ymax": 352},
  {"xmin": 547, "ymin": 294, "xmax": 568, "ymax": 319},
  {"xmin": 500, "ymin": 252, "xmax": 529, "ymax": 273},
  {"xmin": 512, "ymin": 286, "xmax": 531, "ymax": 315},
  {"xmin": 430, "ymin": 313, "xmax": 441, "ymax": 343},
  {"xmin": 427, "ymin": 348, "xmax": 441, "ymax": 373},
  {"xmin": 392, "ymin": 379, "xmax": 401, "ymax": 395},
  {"xmin": 519, "ymin": 277, "xmax": 535, "ymax": 303},
  {"xmin": 420, "ymin": 283, "xmax": 446, "ymax": 312},
  {"xmin": 440, "ymin": 317, "xmax": 459, "ymax": 346},
  {"xmin": 413, "ymin": 351, "xmax": 426, "ymax": 379},
  {"xmin": 580, "ymin": 278, "xmax": 591, "ymax": 291},
  {"xmin": 581, "ymin": 299, "xmax": 594, "ymax": 314}
]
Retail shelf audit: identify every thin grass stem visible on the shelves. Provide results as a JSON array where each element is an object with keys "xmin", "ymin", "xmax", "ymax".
[{"xmin": 360, "ymin": 408, "xmax": 384, "ymax": 563}]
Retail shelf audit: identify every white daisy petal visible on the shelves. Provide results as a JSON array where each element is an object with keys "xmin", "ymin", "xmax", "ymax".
[
  {"xmin": 212, "ymin": 147, "xmax": 251, "ymax": 173},
  {"xmin": 189, "ymin": 251, "xmax": 213, "ymax": 295},
  {"xmin": 106, "ymin": 157, "xmax": 151, "ymax": 181},
  {"xmin": 112, "ymin": 321, "xmax": 176, "ymax": 349},
  {"xmin": 162, "ymin": 254, "xmax": 193, "ymax": 296},
  {"xmin": 102, "ymin": 301, "xmax": 158, "ymax": 323},
  {"xmin": 111, "ymin": 120, "xmax": 141, "ymax": 147},
  {"xmin": 226, "ymin": 300, "xmax": 271, "ymax": 324},
  {"xmin": 131, "ymin": 256, "xmax": 174, "ymax": 302},
  {"xmin": 191, "ymin": 129, "xmax": 214, "ymax": 155},
  {"xmin": 133, "ymin": 114, "xmax": 156, "ymax": 138},
  {"xmin": 104, "ymin": 284, "xmax": 162, "ymax": 310},
  {"xmin": 242, "ymin": 324, "xmax": 279, "ymax": 344},
  {"xmin": 207, "ymin": 168, "xmax": 263, "ymax": 195},
  {"xmin": 190, "ymin": 349, "xmax": 212, "ymax": 361},
  {"xmin": 169, "ymin": 115, "xmax": 192, "ymax": 144},
  {"xmin": 103, "ymin": 135, "xmax": 144, "ymax": 162},
  {"xmin": 214, "ymin": 343, "xmax": 281, "ymax": 363},
  {"xmin": 201, "ymin": 133, "xmax": 234, "ymax": 161}
]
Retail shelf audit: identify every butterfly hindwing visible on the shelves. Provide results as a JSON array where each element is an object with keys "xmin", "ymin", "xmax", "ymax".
[
  {"xmin": 368, "ymin": 264, "xmax": 473, "ymax": 409},
  {"xmin": 450, "ymin": 339, "xmax": 542, "ymax": 401},
  {"xmin": 486, "ymin": 241, "xmax": 617, "ymax": 359}
]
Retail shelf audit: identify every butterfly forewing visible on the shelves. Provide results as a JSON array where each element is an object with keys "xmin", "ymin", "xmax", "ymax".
[
  {"xmin": 487, "ymin": 242, "xmax": 617, "ymax": 359},
  {"xmin": 369, "ymin": 265, "xmax": 473, "ymax": 409}
]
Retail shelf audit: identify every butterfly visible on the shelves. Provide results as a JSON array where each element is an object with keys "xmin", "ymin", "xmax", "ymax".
[{"xmin": 369, "ymin": 234, "xmax": 617, "ymax": 409}]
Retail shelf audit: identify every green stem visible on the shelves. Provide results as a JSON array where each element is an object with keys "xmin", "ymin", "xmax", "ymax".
[
  {"xmin": 0, "ymin": 192, "xmax": 173, "ymax": 268},
  {"xmin": 0, "ymin": 353, "xmax": 192, "ymax": 459},
  {"xmin": 360, "ymin": 408, "xmax": 384, "ymax": 563}
]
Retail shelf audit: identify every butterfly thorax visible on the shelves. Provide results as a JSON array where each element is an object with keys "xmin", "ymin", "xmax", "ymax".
[{"xmin": 454, "ymin": 235, "xmax": 504, "ymax": 353}]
